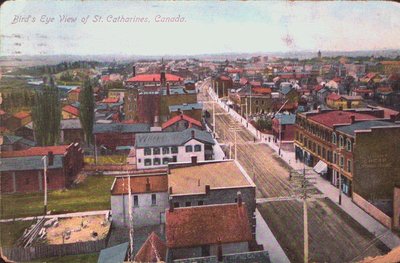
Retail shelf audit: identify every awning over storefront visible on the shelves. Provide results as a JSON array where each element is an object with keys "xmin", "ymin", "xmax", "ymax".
[{"xmin": 313, "ymin": 160, "xmax": 328, "ymax": 174}]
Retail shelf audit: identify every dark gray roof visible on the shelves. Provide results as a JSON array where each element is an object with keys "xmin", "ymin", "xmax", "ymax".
[
  {"xmin": 60, "ymin": 119, "xmax": 82, "ymax": 130},
  {"xmin": 336, "ymin": 120, "xmax": 400, "ymax": 137},
  {"xmin": 0, "ymin": 155, "xmax": 63, "ymax": 172},
  {"xmin": 93, "ymin": 123, "xmax": 150, "ymax": 134},
  {"xmin": 2, "ymin": 135, "xmax": 22, "ymax": 145},
  {"xmin": 274, "ymin": 113, "xmax": 296, "ymax": 125},
  {"xmin": 135, "ymin": 128, "xmax": 214, "ymax": 148},
  {"xmin": 97, "ymin": 242, "xmax": 128, "ymax": 263},
  {"xmin": 280, "ymin": 85, "xmax": 293, "ymax": 95},
  {"xmin": 169, "ymin": 103, "xmax": 203, "ymax": 112}
]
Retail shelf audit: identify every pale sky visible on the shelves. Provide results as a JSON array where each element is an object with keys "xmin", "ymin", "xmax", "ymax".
[{"xmin": 1, "ymin": 0, "xmax": 400, "ymax": 56}]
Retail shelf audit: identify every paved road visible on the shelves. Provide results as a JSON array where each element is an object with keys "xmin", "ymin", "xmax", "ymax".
[
  {"xmin": 199, "ymin": 81, "xmax": 390, "ymax": 263},
  {"xmin": 0, "ymin": 210, "xmax": 110, "ymax": 223}
]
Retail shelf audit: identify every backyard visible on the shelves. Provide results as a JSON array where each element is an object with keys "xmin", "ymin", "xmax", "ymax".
[{"xmin": 0, "ymin": 175, "xmax": 114, "ymax": 220}]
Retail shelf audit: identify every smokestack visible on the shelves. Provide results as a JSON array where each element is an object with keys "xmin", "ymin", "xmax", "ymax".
[
  {"xmin": 205, "ymin": 185, "xmax": 210, "ymax": 195},
  {"xmin": 161, "ymin": 71, "xmax": 166, "ymax": 86},
  {"xmin": 191, "ymin": 129, "xmax": 195, "ymax": 138},
  {"xmin": 191, "ymin": 156, "xmax": 197, "ymax": 165},
  {"xmin": 237, "ymin": 191, "xmax": 242, "ymax": 207},
  {"xmin": 146, "ymin": 177, "xmax": 150, "ymax": 192},
  {"xmin": 47, "ymin": 151, "xmax": 54, "ymax": 166},
  {"xmin": 132, "ymin": 65, "xmax": 136, "ymax": 77}
]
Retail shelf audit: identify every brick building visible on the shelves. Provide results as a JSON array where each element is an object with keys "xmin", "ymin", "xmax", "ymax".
[
  {"xmin": 0, "ymin": 144, "xmax": 84, "ymax": 193},
  {"xmin": 272, "ymin": 113, "xmax": 296, "ymax": 142},
  {"xmin": 211, "ymin": 75, "xmax": 232, "ymax": 98}
]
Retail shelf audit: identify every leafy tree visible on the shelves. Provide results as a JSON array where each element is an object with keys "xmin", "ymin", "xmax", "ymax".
[
  {"xmin": 256, "ymin": 118, "xmax": 272, "ymax": 131},
  {"xmin": 32, "ymin": 76, "xmax": 61, "ymax": 146},
  {"xmin": 79, "ymin": 78, "xmax": 95, "ymax": 145}
]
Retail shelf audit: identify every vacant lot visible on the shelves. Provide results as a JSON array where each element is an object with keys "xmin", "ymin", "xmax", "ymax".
[{"xmin": 1, "ymin": 175, "xmax": 114, "ymax": 219}]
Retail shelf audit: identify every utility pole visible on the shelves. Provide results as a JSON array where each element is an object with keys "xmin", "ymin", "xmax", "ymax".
[
  {"xmin": 338, "ymin": 147, "xmax": 343, "ymax": 205},
  {"xmin": 212, "ymin": 101, "xmax": 216, "ymax": 137},
  {"xmin": 128, "ymin": 175, "xmax": 134, "ymax": 262},
  {"xmin": 41, "ymin": 155, "xmax": 48, "ymax": 215},
  {"xmin": 234, "ymin": 128, "xmax": 237, "ymax": 161},
  {"xmin": 274, "ymin": 99, "xmax": 289, "ymax": 156}
]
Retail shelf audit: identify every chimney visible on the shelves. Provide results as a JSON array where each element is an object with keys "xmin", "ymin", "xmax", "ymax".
[
  {"xmin": 169, "ymin": 186, "xmax": 173, "ymax": 195},
  {"xmin": 47, "ymin": 151, "xmax": 54, "ymax": 166},
  {"xmin": 169, "ymin": 198, "xmax": 174, "ymax": 212},
  {"xmin": 132, "ymin": 65, "xmax": 136, "ymax": 77},
  {"xmin": 350, "ymin": 115, "xmax": 355, "ymax": 124},
  {"xmin": 146, "ymin": 177, "xmax": 150, "ymax": 192},
  {"xmin": 166, "ymin": 83, "xmax": 170, "ymax": 96},
  {"xmin": 205, "ymin": 185, "xmax": 210, "ymax": 195},
  {"xmin": 237, "ymin": 191, "xmax": 243, "ymax": 207},
  {"xmin": 191, "ymin": 156, "xmax": 197, "ymax": 165},
  {"xmin": 191, "ymin": 129, "xmax": 195, "ymax": 138},
  {"xmin": 217, "ymin": 238, "xmax": 223, "ymax": 262}
]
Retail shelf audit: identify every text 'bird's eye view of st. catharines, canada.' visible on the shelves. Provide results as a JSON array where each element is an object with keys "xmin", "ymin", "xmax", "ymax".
[{"xmin": 0, "ymin": 1, "xmax": 400, "ymax": 262}]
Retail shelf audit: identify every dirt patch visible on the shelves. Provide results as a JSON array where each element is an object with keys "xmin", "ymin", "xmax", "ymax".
[{"xmin": 46, "ymin": 215, "xmax": 110, "ymax": 244}]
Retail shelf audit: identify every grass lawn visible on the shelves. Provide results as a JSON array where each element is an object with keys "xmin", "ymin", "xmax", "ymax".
[
  {"xmin": 1, "ymin": 175, "xmax": 114, "ymax": 219},
  {"xmin": 30, "ymin": 253, "xmax": 99, "ymax": 263},
  {"xmin": 84, "ymin": 155, "xmax": 127, "ymax": 165},
  {"xmin": 0, "ymin": 220, "xmax": 34, "ymax": 247}
]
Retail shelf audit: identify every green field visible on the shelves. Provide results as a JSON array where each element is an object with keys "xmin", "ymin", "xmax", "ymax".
[
  {"xmin": 0, "ymin": 220, "xmax": 34, "ymax": 247},
  {"xmin": 1, "ymin": 175, "xmax": 114, "ymax": 220}
]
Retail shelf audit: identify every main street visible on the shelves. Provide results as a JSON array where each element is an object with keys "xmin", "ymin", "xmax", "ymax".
[{"xmin": 198, "ymin": 80, "xmax": 389, "ymax": 263}]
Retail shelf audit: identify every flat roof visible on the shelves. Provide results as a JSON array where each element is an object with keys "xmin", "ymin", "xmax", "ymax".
[{"xmin": 168, "ymin": 161, "xmax": 253, "ymax": 195}]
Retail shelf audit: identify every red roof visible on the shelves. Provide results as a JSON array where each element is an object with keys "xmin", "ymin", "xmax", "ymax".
[
  {"xmin": 134, "ymin": 232, "xmax": 167, "ymax": 262},
  {"xmin": 250, "ymin": 81, "xmax": 261, "ymax": 87},
  {"xmin": 314, "ymin": 85, "xmax": 324, "ymax": 92},
  {"xmin": 13, "ymin": 111, "xmax": 30, "ymax": 119},
  {"xmin": 166, "ymin": 203, "xmax": 252, "ymax": 248},
  {"xmin": 377, "ymin": 87, "xmax": 393, "ymax": 93},
  {"xmin": 69, "ymin": 88, "xmax": 81, "ymax": 94},
  {"xmin": 327, "ymin": 93, "xmax": 342, "ymax": 101},
  {"xmin": 126, "ymin": 74, "xmax": 183, "ymax": 83},
  {"xmin": 239, "ymin": 78, "xmax": 248, "ymax": 85},
  {"xmin": 62, "ymin": 105, "xmax": 79, "ymax": 116},
  {"xmin": 101, "ymin": 75, "xmax": 110, "ymax": 82},
  {"xmin": 111, "ymin": 175, "xmax": 168, "ymax": 195},
  {"xmin": 252, "ymin": 87, "xmax": 272, "ymax": 94},
  {"xmin": 219, "ymin": 75, "xmax": 231, "ymax": 81},
  {"xmin": 226, "ymin": 68, "xmax": 243, "ymax": 74},
  {"xmin": 161, "ymin": 114, "xmax": 202, "ymax": 130},
  {"xmin": 309, "ymin": 111, "xmax": 377, "ymax": 128},
  {"xmin": 1, "ymin": 145, "xmax": 69, "ymax": 158},
  {"xmin": 102, "ymin": 97, "xmax": 119, "ymax": 103},
  {"xmin": 376, "ymin": 106, "xmax": 400, "ymax": 119},
  {"xmin": 353, "ymin": 89, "xmax": 374, "ymax": 94}
]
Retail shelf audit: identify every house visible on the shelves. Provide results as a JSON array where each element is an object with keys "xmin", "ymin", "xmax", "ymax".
[
  {"xmin": 351, "ymin": 88, "xmax": 374, "ymax": 99},
  {"xmin": 168, "ymin": 102, "xmax": 203, "ymax": 121},
  {"xmin": 93, "ymin": 123, "xmax": 151, "ymax": 152},
  {"xmin": 272, "ymin": 113, "xmax": 296, "ymax": 142},
  {"xmin": 162, "ymin": 114, "xmax": 202, "ymax": 132},
  {"xmin": 60, "ymin": 119, "xmax": 84, "ymax": 144},
  {"xmin": 134, "ymin": 232, "xmax": 167, "ymax": 263},
  {"xmin": 168, "ymin": 160, "xmax": 256, "ymax": 236},
  {"xmin": 111, "ymin": 172, "xmax": 169, "ymax": 227},
  {"xmin": 279, "ymin": 85, "xmax": 299, "ymax": 103},
  {"xmin": 5, "ymin": 111, "xmax": 31, "ymax": 131},
  {"xmin": 126, "ymin": 72, "xmax": 184, "ymax": 86},
  {"xmin": 133, "ymin": 128, "xmax": 214, "ymax": 169},
  {"xmin": 62, "ymin": 105, "xmax": 79, "ymax": 119},
  {"xmin": 67, "ymin": 88, "xmax": 81, "ymax": 103},
  {"xmin": 0, "ymin": 144, "xmax": 84, "ymax": 193},
  {"xmin": 0, "ymin": 135, "xmax": 36, "ymax": 152},
  {"xmin": 165, "ymin": 202, "xmax": 253, "ymax": 261},
  {"xmin": 326, "ymin": 93, "xmax": 364, "ymax": 110}
]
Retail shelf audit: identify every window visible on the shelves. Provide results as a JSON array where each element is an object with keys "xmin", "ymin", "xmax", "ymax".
[
  {"xmin": 162, "ymin": 158, "xmax": 169, "ymax": 165},
  {"xmin": 153, "ymin": 147, "xmax": 160, "ymax": 155},
  {"xmin": 346, "ymin": 139, "xmax": 352, "ymax": 152},
  {"xmin": 138, "ymin": 159, "xmax": 141, "ymax": 163},
  {"xmin": 171, "ymin": 146, "xmax": 178, "ymax": 153},
  {"xmin": 144, "ymin": 158, "xmax": 152, "ymax": 166},
  {"xmin": 333, "ymin": 153, "xmax": 337, "ymax": 164},
  {"xmin": 347, "ymin": 160, "xmax": 352, "ymax": 173},
  {"xmin": 185, "ymin": 145, "xmax": 193, "ymax": 152},
  {"xmin": 185, "ymin": 201, "xmax": 191, "ymax": 207},
  {"xmin": 174, "ymin": 202, "xmax": 180, "ymax": 208},
  {"xmin": 317, "ymin": 145, "xmax": 321, "ymax": 156},
  {"xmin": 198, "ymin": 200, "xmax": 204, "ymax": 206},
  {"xmin": 194, "ymin": 145, "xmax": 202, "ymax": 152},
  {"xmin": 134, "ymin": 195, "xmax": 139, "ymax": 207},
  {"xmin": 171, "ymin": 156, "xmax": 177, "ymax": 162},
  {"xmin": 151, "ymin": 194, "xmax": 156, "ymax": 205},
  {"xmin": 162, "ymin": 147, "xmax": 170, "ymax": 154},
  {"xmin": 153, "ymin": 158, "xmax": 161, "ymax": 165},
  {"xmin": 322, "ymin": 148, "xmax": 326, "ymax": 159},
  {"xmin": 332, "ymin": 133, "xmax": 337, "ymax": 144},
  {"xmin": 339, "ymin": 136, "xmax": 344, "ymax": 148},
  {"xmin": 144, "ymin": 148, "xmax": 151, "ymax": 156},
  {"xmin": 340, "ymin": 156, "xmax": 344, "ymax": 168},
  {"xmin": 255, "ymin": 100, "xmax": 259, "ymax": 105}
]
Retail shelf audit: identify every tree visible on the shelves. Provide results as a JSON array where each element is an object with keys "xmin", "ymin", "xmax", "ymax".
[
  {"xmin": 79, "ymin": 78, "xmax": 95, "ymax": 145},
  {"xmin": 32, "ymin": 76, "xmax": 61, "ymax": 146}
]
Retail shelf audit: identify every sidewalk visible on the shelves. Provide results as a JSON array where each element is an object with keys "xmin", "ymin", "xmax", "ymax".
[
  {"xmin": 0, "ymin": 210, "xmax": 110, "ymax": 223},
  {"xmin": 207, "ymin": 87, "xmax": 400, "ymax": 250}
]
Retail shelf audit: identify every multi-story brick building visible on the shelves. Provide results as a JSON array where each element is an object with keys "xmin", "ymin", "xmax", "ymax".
[{"xmin": 211, "ymin": 75, "xmax": 232, "ymax": 98}]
